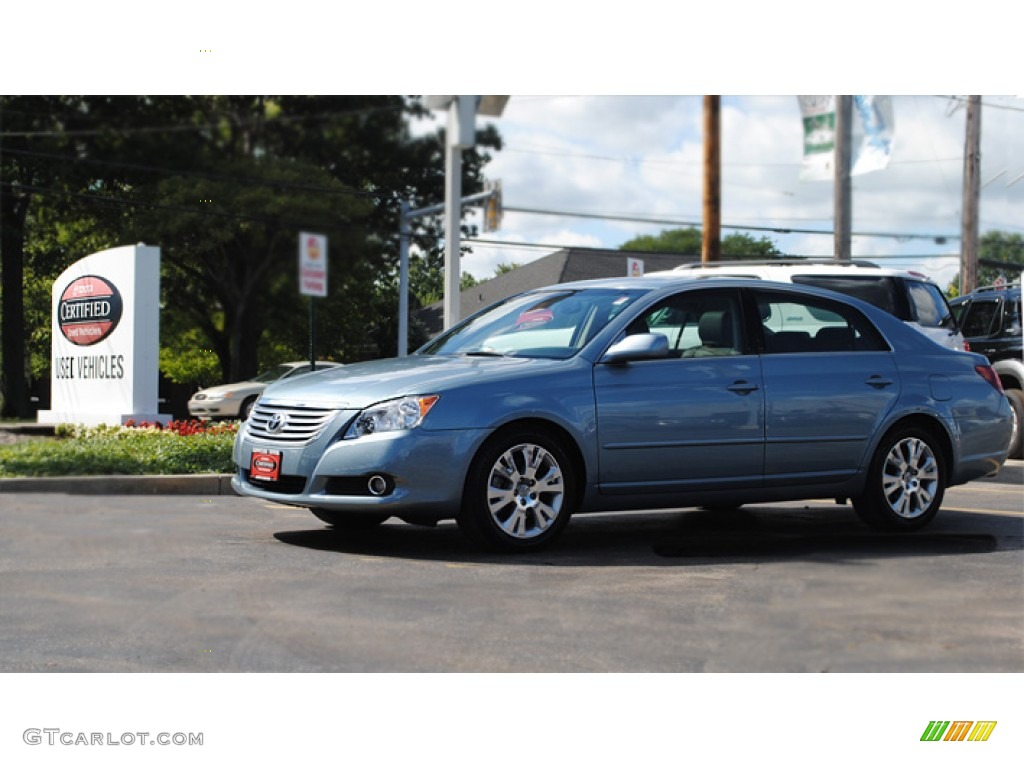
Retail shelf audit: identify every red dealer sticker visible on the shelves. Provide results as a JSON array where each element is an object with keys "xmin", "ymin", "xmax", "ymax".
[
  {"xmin": 57, "ymin": 275, "xmax": 124, "ymax": 346},
  {"xmin": 250, "ymin": 449, "xmax": 282, "ymax": 482}
]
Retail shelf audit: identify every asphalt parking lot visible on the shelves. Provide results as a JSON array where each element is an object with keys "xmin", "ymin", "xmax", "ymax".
[{"xmin": 0, "ymin": 463, "xmax": 1020, "ymax": 672}]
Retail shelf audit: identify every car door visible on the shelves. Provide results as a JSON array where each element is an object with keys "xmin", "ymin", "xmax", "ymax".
[
  {"xmin": 755, "ymin": 288, "xmax": 900, "ymax": 486},
  {"xmin": 593, "ymin": 287, "xmax": 765, "ymax": 495}
]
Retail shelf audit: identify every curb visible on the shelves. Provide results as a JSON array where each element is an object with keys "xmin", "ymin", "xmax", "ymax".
[{"xmin": 0, "ymin": 474, "xmax": 238, "ymax": 496}]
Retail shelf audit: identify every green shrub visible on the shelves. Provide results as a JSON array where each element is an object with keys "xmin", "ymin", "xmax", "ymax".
[{"xmin": 0, "ymin": 421, "xmax": 238, "ymax": 477}]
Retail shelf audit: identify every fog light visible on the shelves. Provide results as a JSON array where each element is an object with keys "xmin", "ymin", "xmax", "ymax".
[{"xmin": 367, "ymin": 475, "xmax": 389, "ymax": 496}]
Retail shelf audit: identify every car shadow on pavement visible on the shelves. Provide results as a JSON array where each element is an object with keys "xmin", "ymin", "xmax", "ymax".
[{"xmin": 272, "ymin": 504, "xmax": 1017, "ymax": 567}]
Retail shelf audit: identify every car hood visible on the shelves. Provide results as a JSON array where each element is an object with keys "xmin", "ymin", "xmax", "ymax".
[{"xmin": 259, "ymin": 354, "xmax": 564, "ymax": 409}]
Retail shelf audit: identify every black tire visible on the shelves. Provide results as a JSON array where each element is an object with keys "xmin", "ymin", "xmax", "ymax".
[
  {"xmin": 239, "ymin": 396, "xmax": 257, "ymax": 421},
  {"xmin": 853, "ymin": 425, "xmax": 946, "ymax": 531},
  {"xmin": 309, "ymin": 508, "xmax": 390, "ymax": 530},
  {"xmin": 457, "ymin": 427, "xmax": 577, "ymax": 552},
  {"xmin": 1004, "ymin": 389, "xmax": 1024, "ymax": 460}
]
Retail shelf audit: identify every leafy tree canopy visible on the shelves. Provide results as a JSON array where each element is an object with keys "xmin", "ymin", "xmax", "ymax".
[{"xmin": 619, "ymin": 227, "xmax": 783, "ymax": 258}]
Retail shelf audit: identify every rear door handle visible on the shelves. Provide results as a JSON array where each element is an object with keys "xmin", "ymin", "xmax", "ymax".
[
  {"xmin": 866, "ymin": 375, "xmax": 894, "ymax": 389},
  {"xmin": 727, "ymin": 380, "xmax": 760, "ymax": 395}
]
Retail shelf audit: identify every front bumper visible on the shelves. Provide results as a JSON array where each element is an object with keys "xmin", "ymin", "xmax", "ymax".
[
  {"xmin": 188, "ymin": 397, "xmax": 240, "ymax": 418},
  {"xmin": 231, "ymin": 415, "xmax": 488, "ymax": 519}
]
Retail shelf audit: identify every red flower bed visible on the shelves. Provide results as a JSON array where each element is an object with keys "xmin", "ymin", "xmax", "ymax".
[{"xmin": 123, "ymin": 419, "xmax": 238, "ymax": 436}]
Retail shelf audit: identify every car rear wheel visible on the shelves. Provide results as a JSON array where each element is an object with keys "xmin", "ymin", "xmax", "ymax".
[
  {"xmin": 458, "ymin": 427, "xmax": 577, "ymax": 551},
  {"xmin": 853, "ymin": 426, "xmax": 945, "ymax": 531},
  {"xmin": 309, "ymin": 509, "xmax": 390, "ymax": 530},
  {"xmin": 1004, "ymin": 389, "xmax": 1023, "ymax": 460}
]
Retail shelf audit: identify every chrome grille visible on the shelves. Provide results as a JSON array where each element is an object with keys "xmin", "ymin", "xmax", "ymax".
[{"xmin": 246, "ymin": 403, "xmax": 339, "ymax": 444}]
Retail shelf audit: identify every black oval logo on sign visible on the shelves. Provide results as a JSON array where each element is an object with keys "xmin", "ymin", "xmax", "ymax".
[{"xmin": 57, "ymin": 275, "xmax": 124, "ymax": 347}]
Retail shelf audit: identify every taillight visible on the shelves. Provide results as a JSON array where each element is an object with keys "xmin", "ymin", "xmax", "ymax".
[
  {"xmin": 963, "ymin": 340, "xmax": 971, "ymax": 352},
  {"xmin": 975, "ymin": 364, "xmax": 1004, "ymax": 393}
]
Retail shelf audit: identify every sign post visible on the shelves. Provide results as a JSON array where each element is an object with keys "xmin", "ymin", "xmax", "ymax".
[{"xmin": 299, "ymin": 233, "xmax": 328, "ymax": 370}]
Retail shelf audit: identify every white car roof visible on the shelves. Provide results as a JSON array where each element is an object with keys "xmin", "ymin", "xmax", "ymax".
[{"xmin": 649, "ymin": 260, "xmax": 938, "ymax": 283}]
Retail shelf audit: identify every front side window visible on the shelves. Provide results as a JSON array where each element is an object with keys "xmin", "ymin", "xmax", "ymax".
[
  {"xmin": 756, "ymin": 289, "xmax": 889, "ymax": 353},
  {"xmin": 627, "ymin": 289, "xmax": 746, "ymax": 358}
]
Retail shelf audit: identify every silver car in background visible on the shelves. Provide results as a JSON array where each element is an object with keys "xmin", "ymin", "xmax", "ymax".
[{"xmin": 232, "ymin": 278, "xmax": 1011, "ymax": 552}]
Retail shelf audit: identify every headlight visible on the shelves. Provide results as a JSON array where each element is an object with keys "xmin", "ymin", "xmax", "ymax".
[
  {"xmin": 344, "ymin": 395, "xmax": 440, "ymax": 439},
  {"xmin": 203, "ymin": 392, "xmax": 231, "ymax": 401}
]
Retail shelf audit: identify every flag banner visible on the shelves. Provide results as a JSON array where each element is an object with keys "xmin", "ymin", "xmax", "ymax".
[
  {"xmin": 798, "ymin": 95, "xmax": 895, "ymax": 181},
  {"xmin": 798, "ymin": 95, "xmax": 836, "ymax": 181},
  {"xmin": 852, "ymin": 95, "xmax": 894, "ymax": 175}
]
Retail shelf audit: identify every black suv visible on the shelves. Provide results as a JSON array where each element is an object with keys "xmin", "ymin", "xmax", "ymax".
[{"xmin": 950, "ymin": 282, "xmax": 1022, "ymax": 458}]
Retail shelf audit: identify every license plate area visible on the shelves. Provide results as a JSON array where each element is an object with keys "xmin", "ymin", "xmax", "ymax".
[{"xmin": 250, "ymin": 449, "xmax": 282, "ymax": 482}]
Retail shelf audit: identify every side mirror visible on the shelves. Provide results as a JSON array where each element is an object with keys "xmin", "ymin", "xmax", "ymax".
[{"xmin": 601, "ymin": 333, "xmax": 670, "ymax": 363}]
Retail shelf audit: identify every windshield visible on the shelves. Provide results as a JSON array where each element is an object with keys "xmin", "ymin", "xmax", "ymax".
[
  {"xmin": 418, "ymin": 288, "xmax": 647, "ymax": 359},
  {"xmin": 251, "ymin": 365, "xmax": 294, "ymax": 383}
]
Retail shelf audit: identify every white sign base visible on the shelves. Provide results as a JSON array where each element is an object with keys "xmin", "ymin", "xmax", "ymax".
[{"xmin": 38, "ymin": 244, "xmax": 172, "ymax": 427}]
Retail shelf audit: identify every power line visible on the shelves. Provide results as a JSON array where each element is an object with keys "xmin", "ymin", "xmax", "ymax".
[{"xmin": 502, "ymin": 205, "xmax": 961, "ymax": 242}]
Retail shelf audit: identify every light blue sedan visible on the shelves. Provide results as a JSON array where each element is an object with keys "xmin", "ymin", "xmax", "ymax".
[{"xmin": 232, "ymin": 278, "xmax": 1012, "ymax": 551}]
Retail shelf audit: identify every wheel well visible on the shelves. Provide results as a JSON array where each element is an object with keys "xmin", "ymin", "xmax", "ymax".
[
  {"xmin": 479, "ymin": 418, "xmax": 587, "ymax": 498},
  {"xmin": 882, "ymin": 415, "xmax": 954, "ymax": 485}
]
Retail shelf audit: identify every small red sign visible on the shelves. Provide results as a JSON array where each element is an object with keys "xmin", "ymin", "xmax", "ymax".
[{"xmin": 250, "ymin": 449, "xmax": 282, "ymax": 482}]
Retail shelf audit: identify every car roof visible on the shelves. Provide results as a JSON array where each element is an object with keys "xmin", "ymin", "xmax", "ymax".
[
  {"xmin": 950, "ymin": 282, "xmax": 1021, "ymax": 302},
  {"xmin": 657, "ymin": 259, "xmax": 940, "ymax": 282},
  {"xmin": 524, "ymin": 274, "xmax": 888, "ymax": 307}
]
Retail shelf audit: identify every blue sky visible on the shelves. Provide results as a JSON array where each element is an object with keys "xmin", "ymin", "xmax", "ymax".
[{"xmin": 416, "ymin": 94, "xmax": 1023, "ymax": 288}]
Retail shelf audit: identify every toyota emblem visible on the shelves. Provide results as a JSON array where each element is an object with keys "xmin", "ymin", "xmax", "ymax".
[{"xmin": 267, "ymin": 413, "xmax": 287, "ymax": 434}]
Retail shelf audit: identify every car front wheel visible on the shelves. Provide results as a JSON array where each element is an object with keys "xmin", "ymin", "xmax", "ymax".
[
  {"xmin": 853, "ymin": 426, "xmax": 946, "ymax": 531},
  {"xmin": 458, "ymin": 427, "xmax": 577, "ymax": 551}
]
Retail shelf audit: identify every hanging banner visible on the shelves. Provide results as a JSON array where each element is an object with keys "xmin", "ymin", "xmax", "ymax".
[
  {"xmin": 798, "ymin": 95, "xmax": 836, "ymax": 181},
  {"xmin": 852, "ymin": 95, "xmax": 894, "ymax": 175},
  {"xmin": 799, "ymin": 95, "xmax": 895, "ymax": 181}
]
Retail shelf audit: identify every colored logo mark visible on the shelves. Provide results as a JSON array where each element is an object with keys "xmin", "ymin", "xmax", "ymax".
[{"xmin": 921, "ymin": 721, "xmax": 997, "ymax": 742}]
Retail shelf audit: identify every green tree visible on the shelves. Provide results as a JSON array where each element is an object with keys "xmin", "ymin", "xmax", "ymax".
[
  {"xmin": 619, "ymin": 227, "xmax": 783, "ymax": 258},
  {"xmin": 2, "ymin": 96, "xmax": 501, "ymax": 411},
  {"xmin": 978, "ymin": 231, "xmax": 1024, "ymax": 286}
]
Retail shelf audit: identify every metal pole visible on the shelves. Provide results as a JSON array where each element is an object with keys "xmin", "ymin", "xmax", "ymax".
[
  {"xmin": 961, "ymin": 96, "xmax": 981, "ymax": 294},
  {"xmin": 443, "ymin": 100, "xmax": 463, "ymax": 330},
  {"xmin": 834, "ymin": 95, "xmax": 853, "ymax": 261},
  {"xmin": 702, "ymin": 95, "xmax": 721, "ymax": 263},
  {"xmin": 398, "ymin": 202, "xmax": 410, "ymax": 356},
  {"xmin": 309, "ymin": 297, "xmax": 316, "ymax": 371}
]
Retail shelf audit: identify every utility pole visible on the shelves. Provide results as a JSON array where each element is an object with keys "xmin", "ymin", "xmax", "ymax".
[
  {"xmin": 961, "ymin": 96, "xmax": 981, "ymax": 294},
  {"xmin": 702, "ymin": 96, "xmax": 721, "ymax": 263},
  {"xmin": 833, "ymin": 95, "xmax": 853, "ymax": 261}
]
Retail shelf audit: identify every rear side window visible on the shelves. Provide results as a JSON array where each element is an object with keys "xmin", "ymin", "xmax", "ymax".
[
  {"xmin": 791, "ymin": 275, "xmax": 898, "ymax": 316},
  {"xmin": 905, "ymin": 280, "xmax": 955, "ymax": 329},
  {"xmin": 756, "ymin": 289, "xmax": 890, "ymax": 354}
]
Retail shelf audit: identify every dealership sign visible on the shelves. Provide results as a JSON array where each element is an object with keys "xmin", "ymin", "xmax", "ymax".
[{"xmin": 38, "ymin": 244, "xmax": 171, "ymax": 426}]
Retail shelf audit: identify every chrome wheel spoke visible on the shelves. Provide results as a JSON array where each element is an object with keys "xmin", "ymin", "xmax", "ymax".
[
  {"xmin": 882, "ymin": 437, "xmax": 939, "ymax": 519},
  {"xmin": 485, "ymin": 442, "xmax": 565, "ymax": 540}
]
